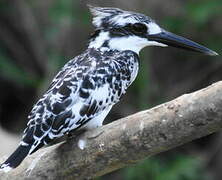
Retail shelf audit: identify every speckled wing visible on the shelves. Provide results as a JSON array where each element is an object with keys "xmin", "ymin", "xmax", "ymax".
[{"xmin": 21, "ymin": 49, "xmax": 130, "ymax": 154}]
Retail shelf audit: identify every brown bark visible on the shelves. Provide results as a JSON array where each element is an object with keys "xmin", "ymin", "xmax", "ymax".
[{"xmin": 1, "ymin": 81, "xmax": 222, "ymax": 180}]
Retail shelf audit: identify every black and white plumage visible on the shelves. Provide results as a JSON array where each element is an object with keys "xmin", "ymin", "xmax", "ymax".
[{"xmin": 0, "ymin": 6, "xmax": 217, "ymax": 172}]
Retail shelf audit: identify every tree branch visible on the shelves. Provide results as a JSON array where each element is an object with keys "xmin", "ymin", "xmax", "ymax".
[{"xmin": 1, "ymin": 81, "xmax": 222, "ymax": 179}]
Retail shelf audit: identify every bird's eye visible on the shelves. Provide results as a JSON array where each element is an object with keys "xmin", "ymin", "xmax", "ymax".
[{"xmin": 132, "ymin": 23, "xmax": 147, "ymax": 33}]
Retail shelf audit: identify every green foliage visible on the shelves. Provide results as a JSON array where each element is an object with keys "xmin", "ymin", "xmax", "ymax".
[
  {"xmin": 186, "ymin": 0, "xmax": 222, "ymax": 25},
  {"xmin": 163, "ymin": 0, "xmax": 222, "ymax": 30},
  {"xmin": 162, "ymin": 17, "xmax": 186, "ymax": 33},
  {"xmin": 47, "ymin": 51, "xmax": 67, "ymax": 73},
  {"xmin": 49, "ymin": 0, "xmax": 74, "ymax": 23},
  {"xmin": 131, "ymin": 51, "xmax": 150, "ymax": 109},
  {"xmin": 123, "ymin": 155, "xmax": 211, "ymax": 180},
  {"xmin": 48, "ymin": 1, "xmax": 90, "ymax": 25},
  {"xmin": 162, "ymin": 0, "xmax": 222, "ymax": 55},
  {"xmin": 72, "ymin": 2, "xmax": 91, "ymax": 25},
  {"xmin": 0, "ymin": 51, "xmax": 40, "ymax": 87}
]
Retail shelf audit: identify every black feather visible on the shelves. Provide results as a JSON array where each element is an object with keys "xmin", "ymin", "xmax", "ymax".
[{"xmin": 0, "ymin": 144, "xmax": 31, "ymax": 169}]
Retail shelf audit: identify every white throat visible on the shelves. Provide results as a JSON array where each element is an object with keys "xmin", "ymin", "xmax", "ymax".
[{"xmin": 108, "ymin": 36, "xmax": 148, "ymax": 54}]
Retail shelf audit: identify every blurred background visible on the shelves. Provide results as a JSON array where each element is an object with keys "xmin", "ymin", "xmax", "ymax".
[{"xmin": 0, "ymin": 0, "xmax": 221, "ymax": 179}]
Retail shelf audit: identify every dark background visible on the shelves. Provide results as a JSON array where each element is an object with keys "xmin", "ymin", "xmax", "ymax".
[{"xmin": 0, "ymin": 0, "xmax": 222, "ymax": 179}]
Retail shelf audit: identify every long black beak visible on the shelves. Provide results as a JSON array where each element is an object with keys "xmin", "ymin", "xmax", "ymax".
[{"xmin": 147, "ymin": 31, "xmax": 218, "ymax": 56}]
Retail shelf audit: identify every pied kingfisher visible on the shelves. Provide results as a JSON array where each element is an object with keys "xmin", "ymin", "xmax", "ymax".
[{"xmin": 0, "ymin": 6, "xmax": 218, "ymax": 172}]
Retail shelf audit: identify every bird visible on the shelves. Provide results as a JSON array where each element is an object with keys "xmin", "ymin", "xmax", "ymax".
[{"xmin": 0, "ymin": 5, "xmax": 218, "ymax": 172}]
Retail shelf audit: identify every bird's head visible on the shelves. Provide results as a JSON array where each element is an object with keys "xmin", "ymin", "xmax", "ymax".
[{"xmin": 88, "ymin": 6, "xmax": 218, "ymax": 55}]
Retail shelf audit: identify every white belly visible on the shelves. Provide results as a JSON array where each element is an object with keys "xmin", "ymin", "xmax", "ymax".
[{"xmin": 83, "ymin": 106, "xmax": 113, "ymax": 130}]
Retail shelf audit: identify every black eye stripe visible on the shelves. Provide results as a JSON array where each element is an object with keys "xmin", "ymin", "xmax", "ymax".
[
  {"xmin": 101, "ymin": 23, "xmax": 148, "ymax": 38},
  {"xmin": 132, "ymin": 23, "xmax": 147, "ymax": 33}
]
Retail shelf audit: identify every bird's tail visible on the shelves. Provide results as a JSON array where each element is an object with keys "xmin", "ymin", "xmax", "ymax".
[{"xmin": 0, "ymin": 144, "xmax": 31, "ymax": 172}]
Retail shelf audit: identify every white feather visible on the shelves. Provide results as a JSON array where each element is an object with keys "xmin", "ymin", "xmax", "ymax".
[
  {"xmin": 0, "ymin": 164, "xmax": 12, "ymax": 173},
  {"xmin": 108, "ymin": 36, "xmax": 167, "ymax": 54},
  {"xmin": 84, "ymin": 106, "xmax": 112, "ymax": 129},
  {"xmin": 89, "ymin": 32, "xmax": 109, "ymax": 49},
  {"xmin": 148, "ymin": 22, "xmax": 162, "ymax": 35}
]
